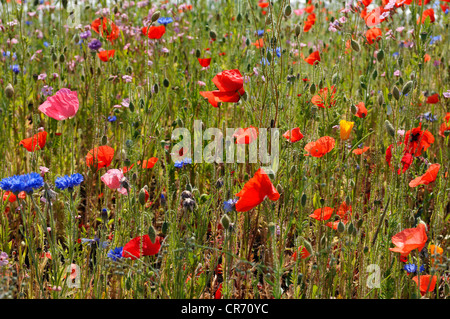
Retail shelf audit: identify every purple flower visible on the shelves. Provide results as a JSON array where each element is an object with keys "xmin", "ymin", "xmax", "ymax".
[
  {"xmin": 0, "ymin": 251, "xmax": 9, "ymax": 267},
  {"xmin": 88, "ymin": 38, "xmax": 102, "ymax": 51},
  {"xmin": 41, "ymin": 85, "xmax": 53, "ymax": 96},
  {"xmin": 443, "ymin": 90, "xmax": 450, "ymax": 98},
  {"xmin": 79, "ymin": 30, "xmax": 91, "ymax": 39}
]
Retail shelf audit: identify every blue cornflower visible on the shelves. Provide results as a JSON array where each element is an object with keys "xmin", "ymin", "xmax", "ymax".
[
  {"xmin": 157, "ymin": 17, "xmax": 173, "ymax": 26},
  {"xmin": 260, "ymin": 57, "xmax": 270, "ymax": 66},
  {"xmin": 257, "ymin": 29, "xmax": 264, "ymax": 37},
  {"xmin": 223, "ymin": 198, "xmax": 238, "ymax": 213},
  {"xmin": 43, "ymin": 41, "xmax": 49, "ymax": 47},
  {"xmin": 81, "ymin": 238, "xmax": 109, "ymax": 249},
  {"xmin": 393, "ymin": 52, "xmax": 399, "ymax": 57},
  {"xmin": 108, "ymin": 115, "xmax": 117, "ymax": 122},
  {"xmin": 404, "ymin": 263, "xmax": 417, "ymax": 273},
  {"xmin": 174, "ymin": 157, "xmax": 192, "ymax": 168},
  {"xmin": 107, "ymin": 247, "xmax": 123, "ymax": 261},
  {"xmin": 275, "ymin": 47, "xmax": 281, "ymax": 58},
  {"xmin": 420, "ymin": 112, "xmax": 438, "ymax": 122},
  {"xmin": 55, "ymin": 173, "xmax": 84, "ymax": 190},
  {"xmin": 10, "ymin": 64, "xmax": 20, "ymax": 74},
  {"xmin": 0, "ymin": 172, "xmax": 44, "ymax": 194},
  {"xmin": 429, "ymin": 35, "xmax": 441, "ymax": 45}
]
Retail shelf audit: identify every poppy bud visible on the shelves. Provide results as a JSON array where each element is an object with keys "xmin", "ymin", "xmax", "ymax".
[
  {"xmin": 153, "ymin": 83, "xmax": 159, "ymax": 94},
  {"xmin": 318, "ymin": 79, "xmax": 323, "ymax": 90},
  {"xmin": 101, "ymin": 135, "xmax": 108, "ymax": 145},
  {"xmin": 73, "ymin": 34, "xmax": 80, "ymax": 43},
  {"xmin": 351, "ymin": 103, "xmax": 357, "ymax": 115},
  {"xmin": 310, "ymin": 83, "xmax": 316, "ymax": 94},
  {"xmin": 357, "ymin": 219, "xmax": 363, "ymax": 229},
  {"xmin": 236, "ymin": 13, "xmax": 243, "ymax": 22},
  {"xmin": 377, "ymin": 92, "xmax": 384, "ymax": 105},
  {"xmin": 284, "ymin": 5, "xmax": 292, "ymax": 17},
  {"xmin": 350, "ymin": 39, "xmax": 360, "ymax": 52},
  {"xmin": 295, "ymin": 24, "xmax": 301, "ymax": 37},
  {"xmin": 151, "ymin": 11, "xmax": 161, "ymax": 22},
  {"xmin": 148, "ymin": 225, "xmax": 156, "ymax": 244},
  {"xmin": 372, "ymin": 69, "xmax": 378, "ymax": 80},
  {"xmin": 332, "ymin": 73, "xmax": 338, "ymax": 85},
  {"xmin": 384, "ymin": 120, "xmax": 395, "ymax": 138},
  {"xmin": 337, "ymin": 221, "xmax": 345, "ymax": 233},
  {"xmin": 52, "ymin": 52, "xmax": 58, "ymax": 62},
  {"xmin": 347, "ymin": 222, "xmax": 354, "ymax": 235},
  {"xmin": 301, "ymin": 193, "xmax": 307, "ymax": 207},
  {"xmin": 139, "ymin": 188, "xmax": 147, "ymax": 206},
  {"xmin": 209, "ymin": 30, "xmax": 217, "ymax": 40},
  {"xmin": 397, "ymin": 57, "xmax": 403, "ymax": 67},
  {"xmin": 163, "ymin": 78, "xmax": 169, "ymax": 88},
  {"xmin": 376, "ymin": 49, "xmax": 384, "ymax": 62},
  {"xmin": 221, "ymin": 214, "xmax": 230, "ymax": 230},
  {"xmin": 5, "ymin": 83, "xmax": 14, "ymax": 99},
  {"xmin": 129, "ymin": 101, "xmax": 135, "ymax": 112},
  {"xmin": 245, "ymin": 38, "xmax": 250, "ymax": 46},
  {"xmin": 392, "ymin": 86, "xmax": 400, "ymax": 100},
  {"xmin": 276, "ymin": 184, "xmax": 283, "ymax": 195},
  {"xmin": 265, "ymin": 16, "xmax": 272, "ymax": 25},
  {"xmin": 402, "ymin": 81, "xmax": 414, "ymax": 95},
  {"xmin": 162, "ymin": 221, "xmax": 170, "ymax": 235},
  {"xmin": 195, "ymin": 49, "xmax": 201, "ymax": 58},
  {"xmin": 267, "ymin": 50, "xmax": 272, "ymax": 62}
]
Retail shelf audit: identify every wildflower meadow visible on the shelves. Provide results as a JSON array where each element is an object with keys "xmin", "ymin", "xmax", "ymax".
[{"xmin": 0, "ymin": 0, "xmax": 449, "ymax": 303}]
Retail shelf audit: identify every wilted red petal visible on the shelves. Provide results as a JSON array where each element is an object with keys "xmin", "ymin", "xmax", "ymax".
[{"xmin": 122, "ymin": 235, "xmax": 161, "ymax": 260}]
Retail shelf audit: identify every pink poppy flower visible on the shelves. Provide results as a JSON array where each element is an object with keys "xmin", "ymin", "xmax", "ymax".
[
  {"xmin": 38, "ymin": 88, "xmax": 79, "ymax": 120},
  {"xmin": 101, "ymin": 169, "xmax": 128, "ymax": 195}
]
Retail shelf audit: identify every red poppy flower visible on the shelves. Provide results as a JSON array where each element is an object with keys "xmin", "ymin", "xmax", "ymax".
[
  {"xmin": 303, "ymin": 50, "xmax": 321, "ymax": 65},
  {"xmin": 252, "ymin": 38, "xmax": 264, "ymax": 48},
  {"xmin": 399, "ymin": 152, "xmax": 413, "ymax": 174},
  {"xmin": 3, "ymin": 191, "xmax": 26, "ymax": 203},
  {"xmin": 404, "ymin": 123, "xmax": 434, "ymax": 156},
  {"xmin": 235, "ymin": 168, "xmax": 280, "ymax": 212},
  {"xmin": 355, "ymin": 102, "xmax": 368, "ymax": 118},
  {"xmin": 352, "ymin": 146, "xmax": 370, "ymax": 155},
  {"xmin": 292, "ymin": 246, "xmax": 311, "ymax": 261},
  {"xmin": 19, "ymin": 131, "xmax": 47, "ymax": 152},
  {"xmin": 441, "ymin": 3, "xmax": 449, "ymax": 13},
  {"xmin": 309, "ymin": 207, "xmax": 334, "ymax": 221},
  {"xmin": 283, "ymin": 127, "xmax": 304, "ymax": 143},
  {"xmin": 138, "ymin": 157, "xmax": 159, "ymax": 169},
  {"xmin": 142, "ymin": 25, "xmax": 166, "ymax": 39},
  {"xmin": 97, "ymin": 50, "xmax": 115, "ymax": 62},
  {"xmin": 389, "ymin": 223, "xmax": 427, "ymax": 257},
  {"xmin": 233, "ymin": 126, "xmax": 258, "ymax": 144},
  {"xmin": 366, "ymin": 27, "xmax": 382, "ymax": 44},
  {"xmin": 362, "ymin": 0, "xmax": 372, "ymax": 6},
  {"xmin": 409, "ymin": 163, "xmax": 440, "ymax": 187},
  {"xmin": 305, "ymin": 5, "xmax": 314, "ymax": 13},
  {"xmin": 418, "ymin": 8, "xmax": 435, "ymax": 24},
  {"xmin": 439, "ymin": 113, "xmax": 450, "ymax": 137},
  {"xmin": 258, "ymin": 2, "xmax": 269, "ymax": 8},
  {"xmin": 412, "ymin": 275, "xmax": 437, "ymax": 296},
  {"xmin": 215, "ymin": 283, "xmax": 223, "ymax": 299},
  {"xmin": 365, "ymin": 7, "xmax": 387, "ymax": 27},
  {"xmin": 200, "ymin": 69, "xmax": 245, "ymax": 107},
  {"xmin": 86, "ymin": 145, "xmax": 115, "ymax": 170},
  {"xmin": 303, "ymin": 19, "xmax": 315, "ymax": 32},
  {"xmin": 426, "ymin": 93, "xmax": 439, "ymax": 104},
  {"xmin": 122, "ymin": 163, "xmax": 135, "ymax": 173},
  {"xmin": 424, "ymin": 54, "xmax": 431, "ymax": 63},
  {"xmin": 122, "ymin": 235, "xmax": 161, "ymax": 260},
  {"xmin": 91, "ymin": 17, "xmax": 120, "ymax": 43},
  {"xmin": 311, "ymin": 86, "xmax": 336, "ymax": 108},
  {"xmin": 198, "ymin": 58, "xmax": 211, "ymax": 67},
  {"xmin": 304, "ymin": 136, "xmax": 335, "ymax": 157}
]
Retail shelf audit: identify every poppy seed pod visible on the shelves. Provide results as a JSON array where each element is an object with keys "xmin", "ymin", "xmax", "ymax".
[
  {"xmin": 5, "ymin": 83, "xmax": 14, "ymax": 98},
  {"xmin": 209, "ymin": 30, "xmax": 217, "ymax": 40}
]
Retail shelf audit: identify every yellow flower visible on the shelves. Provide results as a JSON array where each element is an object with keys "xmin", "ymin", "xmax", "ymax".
[{"xmin": 340, "ymin": 120, "xmax": 354, "ymax": 140}]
